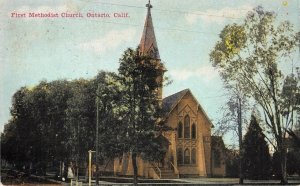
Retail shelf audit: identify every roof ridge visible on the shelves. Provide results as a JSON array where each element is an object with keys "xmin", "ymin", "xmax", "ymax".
[{"xmin": 162, "ymin": 88, "xmax": 189, "ymax": 100}]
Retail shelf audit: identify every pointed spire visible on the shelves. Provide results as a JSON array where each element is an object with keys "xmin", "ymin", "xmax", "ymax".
[{"xmin": 139, "ymin": 0, "xmax": 160, "ymax": 59}]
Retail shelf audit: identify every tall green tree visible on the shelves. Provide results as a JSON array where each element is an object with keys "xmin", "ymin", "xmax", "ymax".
[
  {"xmin": 94, "ymin": 71, "xmax": 126, "ymax": 185},
  {"xmin": 95, "ymin": 71, "xmax": 125, "ymax": 161},
  {"xmin": 210, "ymin": 6, "xmax": 300, "ymax": 183},
  {"xmin": 5, "ymin": 87, "xmax": 33, "ymax": 168},
  {"xmin": 1, "ymin": 87, "xmax": 35, "ymax": 169},
  {"xmin": 118, "ymin": 48, "xmax": 165, "ymax": 185},
  {"xmin": 66, "ymin": 78, "xmax": 97, "ymax": 167},
  {"xmin": 242, "ymin": 115, "xmax": 271, "ymax": 179},
  {"xmin": 44, "ymin": 80, "xmax": 73, "ymax": 175},
  {"xmin": 2, "ymin": 83, "xmax": 55, "ymax": 173}
]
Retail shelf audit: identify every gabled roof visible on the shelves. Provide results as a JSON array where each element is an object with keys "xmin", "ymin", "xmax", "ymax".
[
  {"xmin": 162, "ymin": 89, "xmax": 189, "ymax": 116},
  {"xmin": 139, "ymin": 1, "xmax": 160, "ymax": 59},
  {"xmin": 161, "ymin": 89, "xmax": 213, "ymax": 127}
]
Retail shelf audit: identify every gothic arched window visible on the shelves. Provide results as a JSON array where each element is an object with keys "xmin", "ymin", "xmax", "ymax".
[
  {"xmin": 184, "ymin": 115, "xmax": 190, "ymax": 138},
  {"xmin": 191, "ymin": 123, "xmax": 196, "ymax": 139},
  {"xmin": 178, "ymin": 122, "xmax": 183, "ymax": 138},
  {"xmin": 184, "ymin": 148, "xmax": 190, "ymax": 164},
  {"xmin": 177, "ymin": 148, "xmax": 183, "ymax": 165},
  {"xmin": 191, "ymin": 148, "xmax": 196, "ymax": 164}
]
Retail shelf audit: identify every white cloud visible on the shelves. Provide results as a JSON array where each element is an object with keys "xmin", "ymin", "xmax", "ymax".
[
  {"xmin": 79, "ymin": 28, "xmax": 137, "ymax": 54},
  {"xmin": 185, "ymin": 5, "xmax": 253, "ymax": 25},
  {"xmin": 11, "ymin": 3, "xmax": 80, "ymax": 13},
  {"xmin": 15, "ymin": 5, "xmax": 66, "ymax": 13},
  {"xmin": 170, "ymin": 65, "xmax": 217, "ymax": 82}
]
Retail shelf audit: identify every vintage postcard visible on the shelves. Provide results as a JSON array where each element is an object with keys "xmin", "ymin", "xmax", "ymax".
[{"xmin": 1, "ymin": 0, "xmax": 299, "ymax": 185}]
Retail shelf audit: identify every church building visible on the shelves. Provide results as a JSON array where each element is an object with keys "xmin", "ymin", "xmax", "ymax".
[{"xmin": 112, "ymin": 1, "xmax": 226, "ymax": 178}]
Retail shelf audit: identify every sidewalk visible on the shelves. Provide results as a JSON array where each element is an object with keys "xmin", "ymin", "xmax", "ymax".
[
  {"xmin": 62, "ymin": 177, "xmax": 300, "ymax": 186},
  {"xmin": 181, "ymin": 178, "xmax": 300, "ymax": 185}
]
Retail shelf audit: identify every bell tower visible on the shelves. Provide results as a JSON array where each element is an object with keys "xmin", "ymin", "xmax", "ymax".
[{"xmin": 139, "ymin": 0, "xmax": 166, "ymax": 100}]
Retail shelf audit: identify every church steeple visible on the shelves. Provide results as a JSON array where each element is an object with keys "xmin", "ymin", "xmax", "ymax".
[
  {"xmin": 139, "ymin": 1, "xmax": 166, "ymax": 101},
  {"xmin": 139, "ymin": 0, "xmax": 160, "ymax": 59}
]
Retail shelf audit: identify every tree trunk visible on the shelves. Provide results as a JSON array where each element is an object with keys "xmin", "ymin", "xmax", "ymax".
[
  {"xmin": 238, "ymin": 97, "xmax": 243, "ymax": 184},
  {"xmin": 96, "ymin": 164, "xmax": 99, "ymax": 186},
  {"xmin": 280, "ymin": 146, "xmax": 288, "ymax": 184},
  {"xmin": 132, "ymin": 152, "xmax": 138, "ymax": 186}
]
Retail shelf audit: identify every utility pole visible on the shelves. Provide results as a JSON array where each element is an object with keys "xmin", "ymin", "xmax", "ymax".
[
  {"xmin": 238, "ymin": 96, "xmax": 243, "ymax": 184},
  {"xmin": 96, "ymin": 89, "xmax": 100, "ymax": 186},
  {"xmin": 88, "ymin": 150, "xmax": 95, "ymax": 186}
]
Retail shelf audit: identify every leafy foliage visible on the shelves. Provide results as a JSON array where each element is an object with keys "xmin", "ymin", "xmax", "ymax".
[
  {"xmin": 118, "ymin": 48, "xmax": 167, "ymax": 185},
  {"xmin": 242, "ymin": 115, "xmax": 272, "ymax": 179},
  {"xmin": 1, "ymin": 48, "xmax": 166, "ymax": 183},
  {"xmin": 66, "ymin": 79, "xmax": 97, "ymax": 165},
  {"xmin": 210, "ymin": 6, "xmax": 300, "ymax": 183},
  {"xmin": 1, "ymin": 77, "xmax": 104, "ymax": 172},
  {"xmin": 95, "ymin": 71, "xmax": 125, "ymax": 160}
]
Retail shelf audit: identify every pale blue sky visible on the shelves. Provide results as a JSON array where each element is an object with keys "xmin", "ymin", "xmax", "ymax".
[{"xmin": 0, "ymin": 0, "xmax": 299, "ymax": 145}]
